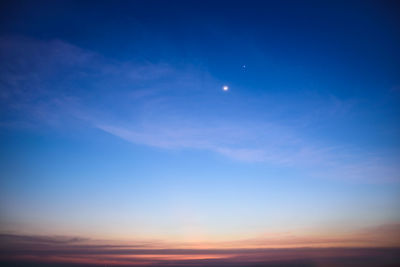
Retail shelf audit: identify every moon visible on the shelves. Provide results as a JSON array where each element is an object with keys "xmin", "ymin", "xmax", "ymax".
[{"xmin": 222, "ymin": 85, "xmax": 229, "ymax": 91}]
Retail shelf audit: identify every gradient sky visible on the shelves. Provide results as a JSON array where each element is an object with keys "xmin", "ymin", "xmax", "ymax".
[{"xmin": 1, "ymin": 0, "xmax": 400, "ymax": 259}]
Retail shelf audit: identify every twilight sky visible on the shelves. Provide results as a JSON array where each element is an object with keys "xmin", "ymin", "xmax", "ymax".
[{"xmin": 0, "ymin": 0, "xmax": 400, "ymax": 265}]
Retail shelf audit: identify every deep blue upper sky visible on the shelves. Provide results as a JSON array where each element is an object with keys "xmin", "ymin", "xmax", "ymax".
[{"xmin": 0, "ymin": 0, "xmax": 399, "ymax": 240}]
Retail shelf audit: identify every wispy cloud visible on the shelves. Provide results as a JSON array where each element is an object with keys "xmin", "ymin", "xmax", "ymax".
[{"xmin": 1, "ymin": 36, "xmax": 399, "ymax": 182}]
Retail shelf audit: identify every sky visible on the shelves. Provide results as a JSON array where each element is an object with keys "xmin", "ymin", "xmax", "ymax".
[{"xmin": 0, "ymin": 0, "xmax": 400, "ymax": 266}]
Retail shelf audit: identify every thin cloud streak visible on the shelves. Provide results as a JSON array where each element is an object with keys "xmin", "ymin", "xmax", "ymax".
[
  {"xmin": 1, "ymin": 36, "xmax": 399, "ymax": 182},
  {"xmin": 1, "ymin": 227, "xmax": 400, "ymax": 266}
]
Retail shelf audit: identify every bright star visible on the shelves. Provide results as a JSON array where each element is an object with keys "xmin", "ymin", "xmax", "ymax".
[{"xmin": 223, "ymin": 85, "xmax": 229, "ymax": 91}]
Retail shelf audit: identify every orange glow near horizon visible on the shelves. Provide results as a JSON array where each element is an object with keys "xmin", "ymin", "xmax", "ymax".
[{"xmin": 1, "ymin": 224, "xmax": 400, "ymax": 266}]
